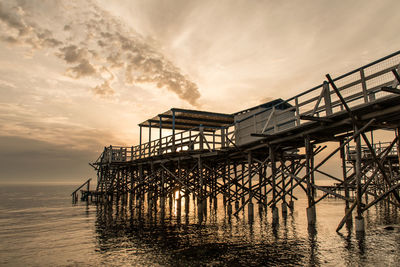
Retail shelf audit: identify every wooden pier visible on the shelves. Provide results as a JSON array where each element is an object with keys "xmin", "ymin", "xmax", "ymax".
[{"xmin": 83, "ymin": 50, "xmax": 400, "ymax": 232}]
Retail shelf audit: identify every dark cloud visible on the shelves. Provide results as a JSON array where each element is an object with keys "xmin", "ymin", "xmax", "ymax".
[
  {"xmin": 106, "ymin": 52, "xmax": 124, "ymax": 68},
  {"xmin": 37, "ymin": 30, "xmax": 62, "ymax": 47},
  {"xmin": 0, "ymin": 0, "xmax": 201, "ymax": 105},
  {"xmin": 0, "ymin": 2, "xmax": 62, "ymax": 49},
  {"xmin": 0, "ymin": 3, "xmax": 27, "ymax": 35},
  {"xmin": 57, "ymin": 45, "xmax": 87, "ymax": 63}
]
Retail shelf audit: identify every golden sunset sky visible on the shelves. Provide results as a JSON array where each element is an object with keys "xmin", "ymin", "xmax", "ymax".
[{"xmin": 1, "ymin": 0, "xmax": 400, "ymax": 182}]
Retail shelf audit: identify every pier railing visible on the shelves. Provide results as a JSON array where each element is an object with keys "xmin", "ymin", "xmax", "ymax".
[
  {"xmin": 347, "ymin": 141, "xmax": 399, "ymax": 160},
  {"xmin": 99, "ymin": 124, "xmax": 237, "ymax": 163},
  {"xmin": 240, "ymin": 50, "xmax": 400, "ymax": 135},
  {"xmin": 98, "ymin": 50, "xmax": 400, "ymax": 164},
  {"xmin": 71, "ymin": 178, "xmax": 91, "ymax": 202}
]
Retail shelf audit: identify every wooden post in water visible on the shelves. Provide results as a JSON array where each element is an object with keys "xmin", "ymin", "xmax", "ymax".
[
  {"xmin": 289, "ymin": 160, "xmax": 294, "ymax": 210},
  {"xmin": 176, "ymin": 161, "xmax": 182, "ymax": 220},
  {"xmin": 197, "ymin": 157, "xmax": 204, "ymax": 223},
  {"xmin": 241, "ymin": 162, "xmax": 246, "ymax": 207},
  {"xmin": 280, "ymin": 160, "xmax": 288, "ymax": 216},
  {"xmin": 270, "ymin": 146, "xmax": 279, "ymax": 223},
  {"xmin": 234, "ymin": 163, "xmax": 239, "ymax": 211},
  {"xmin": 305, "ymin": 136, "xmax": 316, "ymax": 225},
  {"xmin": 355, "ymin": 126, "xmax": 365, "ymax": 232},
  {"xmin": 247, "ymin": 152, "xmax": 254, "ymax": 222},
  {"xmin": 340, "ymin": 139, "xmax": 351, "ymax": 223},
  {"xmin": 263, "ymin": 164, "xmax": 268, "ymax": 214},
  {"xmin": 160, "ymin": 169, "xmax": 165, "ymax": 219},
  {"xmin": 258, "ymin": 164, "xmax": 263, "ymax": 216},
  {"xmin": 138, "ymin": 165, "xmax": 143, "ymax": 217}
]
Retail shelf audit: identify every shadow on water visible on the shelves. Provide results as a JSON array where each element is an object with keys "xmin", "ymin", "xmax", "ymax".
[{"xmin": 93, "ymin": 202, "xmax": 309, "ymax": 266}]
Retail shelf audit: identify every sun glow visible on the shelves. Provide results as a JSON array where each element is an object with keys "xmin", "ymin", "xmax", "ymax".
[{"xmin": 174, "ymin": 190, "xmax": 181, "ymax": 199}]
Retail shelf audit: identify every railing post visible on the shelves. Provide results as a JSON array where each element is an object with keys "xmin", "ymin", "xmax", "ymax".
[
  {"xmin": 159, "ymin": 116, "xmax": 162, "ymax": 155},
  {"xmin": 131, "ymin": 146, "xmax": 133, "ymax": 161},
  {"xmin": 139, "ymin": 126, "xmax": 142, "ymax": 158},
  {"xmin": 253, "ymin": 114, "xmax": 257, "ymax": 133},
  {"xmin": 109, "ymin": 145, "xmax": 112, "ymax": 163},
  {"xmin": 181, "ymin": 132, "xmax": 183, "ymax": 151},
  {"xmin": 221, "ymin": 128, "xmax": 226, "ymax": 148},
  {"xmin": 235, "ymin": 122, "xmax": 239, "ymax": 145},
  {"xmin": 213, "ymin": 130, "xmax": 215, "ymax": 149},
  {"xmin": 149, "ymin": 121, "xmax": 152, "ymax": 157},
  {"xmin": 189, "ymin": 130, "xmax": 192, "ymax": 150},
  {"xmin": 360, "ymin": 68, "xmax": 369, "ymax": 103},
  {"xmin": 273, "ymin": 107, "xmax": 278, "ymax": 133},
  {"xmin": 295, "ymin": 97, "xmax": 300, "ymax": 126},
  {"xmin": 172, "ymin": 110, "xmax": 176, "ymax": 152},
  {"xmin": 323, "ymin": 81, "xmax": 333, "ymax": 116},
  {"xmin": 199, "ymin": 126, "xmax": 204, "ymax": 150}
]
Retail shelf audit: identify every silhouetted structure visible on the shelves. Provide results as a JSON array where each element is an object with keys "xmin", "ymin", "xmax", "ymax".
[{"xmin": 81, "ymin": 50, "xmax": 400, "ymax": 232}]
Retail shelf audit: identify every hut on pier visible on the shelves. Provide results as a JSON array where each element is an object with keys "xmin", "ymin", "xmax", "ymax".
[{"xmin": 233, "ymin": 99, "xmax": 295, "ymax": 146}]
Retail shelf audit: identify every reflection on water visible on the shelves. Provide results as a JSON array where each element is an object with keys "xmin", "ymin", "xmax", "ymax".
[
  {"xmin": 95, "ymin": 203, "xmax": 307, "ymax": 266},
  {"xmin": 0, "ymin": 185, "xmax": 399, "ymax": 266}
]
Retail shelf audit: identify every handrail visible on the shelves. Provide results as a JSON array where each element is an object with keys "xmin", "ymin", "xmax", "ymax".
[
  {"xmin": 236, "ymin": 49, "xmax": 400, "ymax": 125},
  {"xmin": 71, "ymin": 178, "xmax": 91, "ymax": 196}
]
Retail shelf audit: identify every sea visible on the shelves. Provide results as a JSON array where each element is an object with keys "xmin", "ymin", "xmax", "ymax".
[{"xmin": 0, "ymin": 184, "xmax": 399, "ymax": 267}]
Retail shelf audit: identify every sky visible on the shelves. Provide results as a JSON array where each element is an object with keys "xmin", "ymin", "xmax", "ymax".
[{"xmin": 0, "ymin": 0, "xmax": 400, "ymax": 183}]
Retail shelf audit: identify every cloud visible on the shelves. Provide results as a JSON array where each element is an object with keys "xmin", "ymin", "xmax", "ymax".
[
  {"xmin": 0, "ymin": 2, "xmax": 62, "ymax": 49},
  {"xmin": 0, "ymin": 0, "xmax": 200, "ymax": 105},
  {"xmin": 66, "ymin": 59, "xmax": 96, "ymax": 78},
  {"xmin": 92, "ymin": 79, "xmax": 114, "ymax": 96},
  {"xmin": 58, "ymin": 45, "xmax": 87, "ymax": 63}
]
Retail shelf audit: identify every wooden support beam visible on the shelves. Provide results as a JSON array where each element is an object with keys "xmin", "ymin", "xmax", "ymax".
[
  {"xmin": 326, "ymin": 73, "xmax": 358, "ymax": 124},
  {"xmin": 336, "ymin": 136, "xmax": 399, "ymax": 232},
  {"xmin": 250, "ymin": 133, "xmax": 271, "ymax": 137},
  {"xmin": 381, "ymin": 86, "xmax": 400, "ymax": 95},
  {"xmin": 360, "ymin": 133, "xmax": 400, "ymax": 204},
  {"xmin": 270, "ymin": 118, "xmax": 375, "ymax": 208},
  {"xmin": 392, "ymin": 69, "xmax": 400, "ymax": 84},
  {"xmin": 300, "ymin": 115, "xmax": 333, "ymax": 123},
  {"xmin": 362, "ymin": 181, "xmax": 400, "ymax": 212}
]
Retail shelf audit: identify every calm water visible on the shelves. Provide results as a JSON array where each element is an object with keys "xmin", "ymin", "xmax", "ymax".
[{"xmin": 0, "ymin": 184, "xmax": 399, "ymax": 267}]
